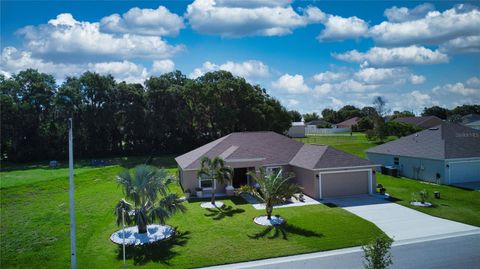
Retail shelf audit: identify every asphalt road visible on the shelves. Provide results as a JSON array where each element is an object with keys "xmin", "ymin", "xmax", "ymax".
[{"xmin": 204, "ymin": 232, "xmax": 480, "ymax": 269}]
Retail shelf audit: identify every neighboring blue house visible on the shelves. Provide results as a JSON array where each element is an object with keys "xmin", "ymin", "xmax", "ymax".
[{"xmin": 366, "ymin": 122, "xmax": 480, "ymax": 185}]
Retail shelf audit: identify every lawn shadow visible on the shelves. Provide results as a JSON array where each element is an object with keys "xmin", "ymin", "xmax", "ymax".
[
  {"xmin": 248, "ymin": 223, "xmax": 323, "ymax": 240},
  {"xmin": 323, "ymin": 202, "xmax": 338, "ymax": 208},
  {"xmin": 204, "ymin": 205, "xmax": 245, "ymax": 220},
  {"xmin": 386, "ymin": 196, "xmax": 402, "ymax": 203},
  {"xmin": 230, "ymin": 195, "xmax": 249, "ymax": 205},
  {"xmin": 115, "ymin": 229, "xmax": 190, "ymax": 266}
]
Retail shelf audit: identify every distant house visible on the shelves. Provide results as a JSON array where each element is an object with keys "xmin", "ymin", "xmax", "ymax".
[
  {"xmin": 305, "ymin": 119, "xmax": 331, "ymax": 127},
  {"xmin": 366, "ymin": 123, "xmax": 480, "ymax": 185},
  {"xmin": 287, "ymin": 122, "xmax": 306, "ymax": 138},
  {"xmin": 462, "ymin": 114, "xmax": 480, "ymax": 130},
  {"xmin": 176, "ymin": 132, "xmax": 378, "ymax": 199},
  {"xmin": 336, "ymin": 117, "xmax": 361, "ymax": 129},
  {"xmin": 393, "ymin": 116, "xmax": 444, "ymax": 129}
]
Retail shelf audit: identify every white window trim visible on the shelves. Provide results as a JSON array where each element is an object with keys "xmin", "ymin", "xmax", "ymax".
[
  {"xmin": 265, "ymin": 166, "xmax": 282, "ymax": 176},
  {"xmin": 198, "ymin": 176, "xmax": 216, "ymax": 190}
]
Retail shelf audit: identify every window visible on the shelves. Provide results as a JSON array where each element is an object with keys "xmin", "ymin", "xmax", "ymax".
[
  {"xmin": 266, "ymin": 166, "xmax": 282, "ymax": 176},
  {"xmin": 199, "ymin": 175, "xmax": 214, "ymax": 189},
  {"xmin": 394, "ymin": 157, "xmax": 399, "ymax": 165}
]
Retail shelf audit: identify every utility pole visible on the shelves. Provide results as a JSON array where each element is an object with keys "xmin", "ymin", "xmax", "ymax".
[{"xmin": 68, "ymin": 118, "xmax": 77, "ymax": 269}]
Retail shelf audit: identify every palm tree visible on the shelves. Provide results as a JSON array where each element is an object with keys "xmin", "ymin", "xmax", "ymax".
[
  {"xmin": 114, "ymin": 165, "xmax": 186, "ymax": 234},
  {"xmin": 197, "ymin": 156, "xmax": 233, "ymax": 206},
  {"xmin": 246, "ymin": 168, "xmax": 302, "ymax": 220}
]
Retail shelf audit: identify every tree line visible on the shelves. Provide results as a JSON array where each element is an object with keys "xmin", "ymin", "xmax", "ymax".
[{"xmin": 1, "ymin": 69, "xmax": 292, "ymax": 163}]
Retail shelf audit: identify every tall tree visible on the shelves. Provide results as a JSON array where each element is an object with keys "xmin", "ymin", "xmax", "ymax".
[
  {"xmin": 303, "ymin": 112, "xmax": 320, "ymax": 123},
  {"xmin": 288, "ymin": 110, "xmax": 302, "ymax": 122},
  {"xmin": 321, "ymin": 108, "xmax": 338, "ymax": 123},
  {"xmin": 422, "ymin": 106, "xmax": 449, "ymax": 119}
]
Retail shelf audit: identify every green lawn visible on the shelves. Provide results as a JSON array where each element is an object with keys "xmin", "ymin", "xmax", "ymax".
[
  {"xmin": 0, "ymin": 158, "xmax": 383, "ymax": 268},
  {"xmin": 376, "ymin": 174, "xmax": 480, "ymax": 227},
  {"xmin": 299, "ymin": 133, "xmax": 480, "ymax": 227}
]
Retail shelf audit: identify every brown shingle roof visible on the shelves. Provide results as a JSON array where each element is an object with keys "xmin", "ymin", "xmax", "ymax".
[
  {"xmin": 176, "ymin": 131, "xmax": 374, "ymax": 170},
  {"xmin": 336, "ymin": 117, "xmax": 361, "ymax": 128},
  {"xmin": 366, "ymin": 122, "xmax": 480, "ymax": 159}
]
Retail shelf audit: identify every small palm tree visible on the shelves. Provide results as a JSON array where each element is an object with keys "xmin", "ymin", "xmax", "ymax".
[
  {"xmin": 197, "ymin": 156, "xmax": 233, "ymax": 205},
  {"xmin": 114, "ymin": 165, "xmax": 186, "ymax": 234},
  {"xmin": 246, "ymin": 169, "xmax": 302, "ymax": 220}
]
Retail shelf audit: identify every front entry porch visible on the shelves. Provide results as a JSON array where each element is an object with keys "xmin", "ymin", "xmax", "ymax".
[{"xmin": 232, "ymin": 167, "xmax": 253, "ymax": 188}]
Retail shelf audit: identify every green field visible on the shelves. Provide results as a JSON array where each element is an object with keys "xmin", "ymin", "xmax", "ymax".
[{"xmin": 0, "ymin": 157, "xmax": 383, "ymax": 268}]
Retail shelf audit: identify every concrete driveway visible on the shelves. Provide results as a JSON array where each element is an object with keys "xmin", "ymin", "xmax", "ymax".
[{"xmin": 323, "ymin": 195, "xmax": 479, "ymax": 241}]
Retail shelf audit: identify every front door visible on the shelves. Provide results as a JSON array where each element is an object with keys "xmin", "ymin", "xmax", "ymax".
[{"xmin": 233, "ymin": 168, "xmax": 248, "ymax": 188}]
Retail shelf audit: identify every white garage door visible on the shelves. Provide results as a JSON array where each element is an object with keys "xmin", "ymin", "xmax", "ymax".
[{"xmin": 449, "ymin": 160, "xmax": 480, "ymax": 183}]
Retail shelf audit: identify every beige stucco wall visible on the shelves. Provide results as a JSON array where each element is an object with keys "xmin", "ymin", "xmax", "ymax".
[
  {"xmin": 290, "ymin": 166, "xmax": 317, "ymax": 198},
  {"xmin": 321, "ymin": 170, "xmax": 369, "ymax": 197}
]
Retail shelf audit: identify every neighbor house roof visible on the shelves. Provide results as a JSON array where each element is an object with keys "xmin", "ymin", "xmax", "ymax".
[
  {"xmin": 366, "ymin": 122, "xmax": 480, "ymax": 160},
  {"xmin": 336, "ymin": 117, "xmax": 361, "ymax": 128},
  {"xmin": 392, "ymin": 116, "xmax": 443, "ymax": 129},
  {"xmin": 462, "ymin": 114, "xmax": 480, "ymax": 124},
  {"xmin": 176, "ymin": 131, "xmax": 374, "ymax": 170}
]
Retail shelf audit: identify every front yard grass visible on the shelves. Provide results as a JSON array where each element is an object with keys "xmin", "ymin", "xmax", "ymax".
[
  {"xmin": 0, "ymin": 160, "xmax": 384, "ymax": 268},
  {"xmin": 377, "ymin": 174, "xmax": 480, "ymax": 227}
]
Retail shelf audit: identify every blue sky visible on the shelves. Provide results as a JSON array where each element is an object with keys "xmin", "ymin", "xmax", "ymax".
[{"xmin": 1, "ymin": 0, "xmax": 479, "ymax": 114}]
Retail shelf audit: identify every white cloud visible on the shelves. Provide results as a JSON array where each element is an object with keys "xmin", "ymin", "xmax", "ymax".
[
  {"xmin": 18, "ymin": 13, "xmax": 184, "ymax": 62},
  {"xmin": 313, "ymin": 83, "xmax": 333, "ymax": 95},
  {"xmin": 100, "ymin": 6, "xmax": 184, "ymax": 36},
  {"xmin": 151, "ymin": 59, "xmax": 175, "ymax": 74},
  {"xmin": 185, "ymin": 0, "xmax": 324, "ymax": 37},
  {"xmin": 0, "ymin": 46, "xmax": 152, "ymax": 83},
  {"xmin": 189, "ymin": 60, "xmax": 269, "ymax": 79},
  {"xmin": 318, "ymin": 15, "xmax": 368, "ymax": 41},
  {"xmin": 410, "ymin": 90, "xmax": 431, "ymax": 103},
  {"xmin": 433, "ymin": 82, "xmax": 479, "ymax": 96},
  {"xmin": 1, "ymin": 46, "xmax": 84, "ymax": 79},
  {"xmin": 354, "ymin": 67, "xmax": 401, "ymax": 84},
  {"xmin": 409, "ymin": 74, "xmax": 426, "ymax": 84},
  {"xmin": 439, "ymin": 35, "xmax": 480, "ymax": 53},
  {"xmin": 333, "ymin": 46, "xmax": 449, "ymax": 67},
  {"xmin": 384, "ymin": 3, "xmax": 435, "ymax": 22},
  {"xmin": 286, "ymin": 98, "xmax": 299, "ymax": 107},
  {"xmin": 370, "ymin": 4, "xmax": 480, "ymax": 46},
  {"xmin": 466, "ymin": 76, "xmax": 480, "ymax": 87},
  {"xmin": 88, "ymin": 61, "xmax": 149, "ymax": 84},
  {"xmin": 329, "ymin": 97, "xmax": 344, "ymax": 109},
  {"xmin": 272, "ymin": 74, "xmax": 310, "ymax": 94},
  {"xmin": 313, "ymin": 71, "xmax": 348, "ymax": 83}
]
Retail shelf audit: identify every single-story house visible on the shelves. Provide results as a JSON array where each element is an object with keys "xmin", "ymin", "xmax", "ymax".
[
  {"xmin": 392, "ymin": 115, "xmax": 444, "ymax": 129},
  {"xmin": 465, "ymin": 120, "xmax": 480, "ymax": 130},
  {"xmin": 366, "ymin": 123, "xmax": 480, "ymax": 184},
  {"xmin": 336, "ymin": 117, "xmax": 361, "ymax": 129},
  {"xmin": 286, "ymin": 121, "xmax": 306, "ymax": 138},
  {"xmin": 176, "ymin": 132, "xmax": 378, "ymax": 199}
]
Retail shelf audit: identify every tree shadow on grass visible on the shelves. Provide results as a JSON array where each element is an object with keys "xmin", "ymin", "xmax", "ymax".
[
  {"xmin": 116, "ymin": 229, "xmax": 190, "ymax": 266},
  {"xmin": 204, "ymin": 205, "xmax": 245, "ymax": 220},
  {"xmin": 248, "ymin": 223, "xmax": 323, "ymax": 240}
]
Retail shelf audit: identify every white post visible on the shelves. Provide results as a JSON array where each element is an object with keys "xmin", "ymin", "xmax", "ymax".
[
  {"xmin": 122, "ymin": 208, "xmax": 126, "ymax": 267},
  {"xmin": 68, "ymin": 118, "xmax": 77, "ymax": 269}
]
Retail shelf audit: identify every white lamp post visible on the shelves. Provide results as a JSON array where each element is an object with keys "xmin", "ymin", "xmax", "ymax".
[{"xmin": 68, "ymin": 118, "xmax": 77, "ymax": 269}]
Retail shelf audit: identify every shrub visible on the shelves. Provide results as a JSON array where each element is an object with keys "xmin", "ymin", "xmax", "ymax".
[{"xmin": 362, "ymin": 235, "xmax": 394, "ymax": 269}]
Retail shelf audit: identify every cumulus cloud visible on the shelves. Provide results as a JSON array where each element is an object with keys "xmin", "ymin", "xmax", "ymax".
[
  {"xmin": 333, "ymin": 46, "xmax": 449, "ymax": 67},
  {"xmin": 185, "ymin": 0, "xmax": 324, "ymax": 37},
  {"xmin": 151, "ymin": 59, "xmax": 175, "ymax": 75},
  {"xmin": 370, "ymin": 4, "xmax": 480, "ymax": 46},
  {"xmin": 0, "ymin": 46, "xmax": 155, "ymax": 83},
  {"xmin": 189, "ymin": 60, "xmax": 269, "ymax": 79},
  {"xmin": 318, "ymin": 15, "xmax": 368, "ymax": 41},
  {"xmin": 286, "ymin": 98, "xmax": 300, "ymax": 107},
  {"xmin": 409, "ymin": 74, "xmax": 426, "ymax": 84},
  {"xmin": 272, "ymin": 74, "xmax": 310, "ymax": 94},
  {"xmin": 439, "ymin": 35, "xmax": 480, "ymax": 53},
  {"xmin": 313, "ymin": 71, "xmax": 348, "ymax": 83},
  {"xmin": 433, "ymin": 81, "xmax": 479, "ymax": 96},
  {"xmin": 100, "ymin": 6, "xmax": 184, "ymax": 36},
  {"xmin": 18, "ymin": 13, "xmax": 184, "ymax": 63},
  {"xmin": 384, "ymin": 3, "xmax": 435, "ymax": 22}
]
